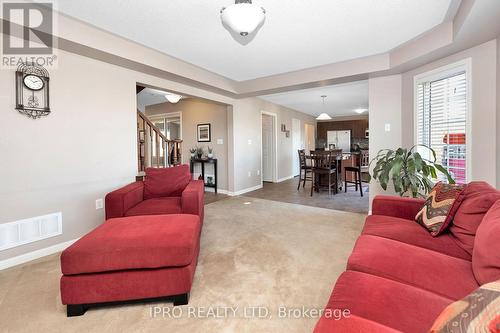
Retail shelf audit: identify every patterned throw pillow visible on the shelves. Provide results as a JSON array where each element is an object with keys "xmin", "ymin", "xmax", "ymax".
[
  {"xmin": 415, "ymin": 182, "xmax": 466, "ymax": 236},
  {"xmin": 429, "ymin": 280, "xmax": 500, "ymax": 333}
]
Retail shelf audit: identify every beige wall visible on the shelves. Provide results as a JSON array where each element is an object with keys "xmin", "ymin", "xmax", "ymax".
[
  {"xmin": 230, "ymin": 98, "xmax": 316, "ymax": 192},
  {"xmin": 0, "ymin": 41, "xmax": 315, "ymax": 261},
  {"xmin": 401, "ymin": 40, "xmax": 497, "ymax": 187},
  {"xmin": 368, "ymin": 75, "xmax": 403, "ymax": 206},
  {"xmin": 145, "ymin": 99, "xmax": 229, "ymax": 191},
  {"xmin": 367, "ymin": 39, "xmax": 499, "ymax": 209},
  {"xmin": 0, "ymin": 48, "xmax": 236, "ymax": 261}
]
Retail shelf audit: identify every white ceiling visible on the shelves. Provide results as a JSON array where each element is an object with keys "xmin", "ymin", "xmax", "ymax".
[
  {"xmin": 261, "ymin": 80, "xmax": 368, "ymax": 117},
  {"xmin": 55, "ymin": 0, "xmax": 453, "ymax": 81}
]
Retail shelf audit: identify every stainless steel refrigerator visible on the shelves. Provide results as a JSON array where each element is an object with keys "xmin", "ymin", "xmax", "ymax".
[{"xmin": 326, "ymin": 130, "xmax": 351, "ymax": 152}]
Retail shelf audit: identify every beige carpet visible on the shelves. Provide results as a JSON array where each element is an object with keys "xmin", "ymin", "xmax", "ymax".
[{"xmin": 0, "ymin": 197, "xmax": 365, "ymax": 333}]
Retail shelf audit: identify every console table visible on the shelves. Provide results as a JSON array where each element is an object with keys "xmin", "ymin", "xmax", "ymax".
[{"xmin": 190, "ymin": 158, "xmax": 218, "ymax": 193}]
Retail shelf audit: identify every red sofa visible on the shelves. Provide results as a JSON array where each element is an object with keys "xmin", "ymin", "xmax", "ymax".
[
  {"xmin": 314, "ymin": 182, "xmax": 500, "ymax": 333},
  {"xmin": 105, "ymin": 165, "xmax": 204, "ymax": 223}
]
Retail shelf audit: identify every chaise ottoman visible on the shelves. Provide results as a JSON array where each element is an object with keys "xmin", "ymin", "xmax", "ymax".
[{"xmin": 60, "ymin": 214, "xmax": 201, "ymax": 316}]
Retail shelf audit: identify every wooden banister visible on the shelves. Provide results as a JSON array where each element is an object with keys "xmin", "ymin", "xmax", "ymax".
[{"xmin": 137, "ymin": 111, "xmax": 182, "ymax": 171}]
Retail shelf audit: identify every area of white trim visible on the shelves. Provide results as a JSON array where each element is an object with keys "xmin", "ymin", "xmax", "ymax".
[
  {"xmin": 230, "ymin": 184, "xmax": 263, "ymax": 196},
  {"xmin": 0, "ymin": 238, "xmax": 78, "ymax": 271},
  {"xmin": 277, "ymin": 175, "xmax": 295, "ymax": 183}
]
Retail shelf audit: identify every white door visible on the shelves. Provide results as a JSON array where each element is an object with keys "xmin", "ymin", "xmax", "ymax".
[
  {"xmin": 304, "ymin": 124, "xmax": 315, "ymax": 153},
  {"xmin": 262, "ymin": 114, "xmax": 274, "ymax": 182},
  {"xmin": 292, "ymin": 118, "xmax": 301, "ymax": 176}
]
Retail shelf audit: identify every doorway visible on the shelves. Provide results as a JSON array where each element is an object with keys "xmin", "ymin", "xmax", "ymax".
[
  {"xmin": 261, "ymin": 112, "xmax": 277, "ymax": 183},
  {"xmin": 292, "ymin": 118, "xmax": 301, "ymax": 177},
  {"xmin": 304, "ymin": 123, "xmax": 315, "ymax": 154}
]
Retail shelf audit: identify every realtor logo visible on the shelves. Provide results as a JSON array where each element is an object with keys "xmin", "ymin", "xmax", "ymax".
[{"xmin": 1, "ymin": 1, "xmax": 57, "ymax": 68}]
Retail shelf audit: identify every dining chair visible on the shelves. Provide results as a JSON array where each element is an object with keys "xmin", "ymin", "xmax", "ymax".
[
  {"xmin": 310, "ymin": 151, "xmax": 337, "ymax": 197},
  {"xmin": 344, "ymin": 150, "xmax": 369, "ymax": 197},
  {"xmin": 297, "ymin": 149, "xmax": 312, "ymax": 190}
]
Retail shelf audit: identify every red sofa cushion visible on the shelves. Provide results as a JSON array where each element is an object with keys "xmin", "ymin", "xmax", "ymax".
[
  {"xmin": 143, "ymin": 165, "xmax": 191, "ymax": 199},
  {"xmin": 61, "ymin": 214, "xmax": 200, "ymax": 275},
  {"xmin": 326, "ymin": 271, "xmax": 452, "ymax": 333},
  {"xmin": 347, "ymin": 235, "xmax": 479, "ymax": 300},
  {"xmin": 472, "ymin": 200, "xmax": 500, "ymax": 285},
  {"xmin": 449, "ymin": 182, "xmax": 500, "ymax": 256},
  {"xmin": 125, "ymin": 197, "xmax": 182, "ymax": 217},
  {"xmin": 314, "ymin": 314, "xmax": 401, "ymax": 333},
  {"xmin": 362, "ymin": 215, "xmax": 471, "ymax": 260}
]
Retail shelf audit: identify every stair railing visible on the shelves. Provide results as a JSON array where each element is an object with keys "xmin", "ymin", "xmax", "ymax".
[{"xmin": 137, "ymin": 111, "xmax": 182, "ymax": 172}]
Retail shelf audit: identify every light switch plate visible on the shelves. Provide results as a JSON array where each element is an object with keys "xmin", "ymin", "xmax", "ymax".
[
  {"xmin": 217, "ymin": 139, "xmax": 223, "ymax": 145},
  {"xmin": 95, "ymin": 198, "xmax": 103, "ymax": 210},
  {"xmin": 384, "ymin": 123, "xmax": 391, "ymax": 132},
  {"xmin": 247, "ymin": 139, "xmax": 252, "ymax": 145}
]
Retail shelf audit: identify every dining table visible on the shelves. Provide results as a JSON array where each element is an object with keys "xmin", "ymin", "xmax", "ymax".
[{"xmin": 306, "ymin": 151, "xmax": 352, "ymax": 193}]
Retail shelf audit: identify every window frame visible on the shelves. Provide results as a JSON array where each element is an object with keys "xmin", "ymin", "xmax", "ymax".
[{"xmin": 413, "ymin": 58, "xmax": 472, "ymax": 183}]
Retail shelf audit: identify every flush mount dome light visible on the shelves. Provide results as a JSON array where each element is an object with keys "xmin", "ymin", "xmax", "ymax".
[
  {"xmin": 354, "ymin": 108, "xmax": 368, "ymax": 114},
  {"xmin": 165, "ymin": 93, "xmax": 182, "ymax": 103},
  {"xmin": 221, "ymin": 0, "xmax": 266, "ymax": 37}
]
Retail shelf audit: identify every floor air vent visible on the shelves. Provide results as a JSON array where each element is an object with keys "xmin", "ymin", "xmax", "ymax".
[{"xmin": 0, "ymin": 213, "xmax": 62, "ymax": 251}]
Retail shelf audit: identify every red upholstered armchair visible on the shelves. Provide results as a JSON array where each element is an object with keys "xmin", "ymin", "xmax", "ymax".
[{"xmin": 105, "ymin": 165, "xmax": 204, "ymax": 223}]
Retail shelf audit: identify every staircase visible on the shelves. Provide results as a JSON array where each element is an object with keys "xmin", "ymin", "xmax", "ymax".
[{"xmin": 137, "ymin": 111, "xmax": 182, "ymax": 172}]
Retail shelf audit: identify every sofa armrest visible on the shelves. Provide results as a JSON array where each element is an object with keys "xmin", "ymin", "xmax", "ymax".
[
  {"xmin": 372, "ymin": 195, "xmax": 425, "ymax": 221},
  {"xmin": 181, "ymin": 180, "xmax": 204, "ymax": 224},
  {"xmin": 105, "ymin": 181, "xmax": 144, "ymax": 219}
]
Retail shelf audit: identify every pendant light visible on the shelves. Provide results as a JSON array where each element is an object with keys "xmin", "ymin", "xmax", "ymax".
[
  {"xmin": 316, "ymin": 95, "xmax": 332, "ymax": 120},
  {"xmin": 165, "ymin": 93, "xmax": 182, "ymax": 104}
]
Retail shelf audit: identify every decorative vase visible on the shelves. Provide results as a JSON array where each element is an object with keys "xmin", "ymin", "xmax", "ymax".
[{"xmin": 208, "ymin": 153, "xmax": 213, "ymax": 159}]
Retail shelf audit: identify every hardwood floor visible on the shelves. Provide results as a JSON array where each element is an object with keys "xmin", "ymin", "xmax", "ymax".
[
  {"xmin": 204, "ymin": 191, "xmax": 229, "ymax": 205},
  {"xmin": 243, "ymin": 177, "xmax": 369, "ymax": 214}
]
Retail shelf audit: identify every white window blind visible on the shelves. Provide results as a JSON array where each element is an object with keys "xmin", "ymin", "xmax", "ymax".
[{"xmin": 416, "ymin": 71, "xmax": 467, "ymax": 184}]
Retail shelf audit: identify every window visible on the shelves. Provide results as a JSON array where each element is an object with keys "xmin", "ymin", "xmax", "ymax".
[{"xmin": 415, "ymin": 61, "xmax": 470, "ymax": 185}]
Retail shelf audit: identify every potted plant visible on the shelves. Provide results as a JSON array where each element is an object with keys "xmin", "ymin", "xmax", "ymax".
[
  {"xmin": 369, "ymin": 145, "xmax": 455, "ymax": 198},
  {"xmin": 189, "ymin": 148, "xmax": 196, "ymax": 158},
  {"xmin": 196, "ymin": 146, "xmax": 204, "ymax": 159},
  {"xmin": 207, "ymin": 146, "xmax": 213, "ymax": 159}
]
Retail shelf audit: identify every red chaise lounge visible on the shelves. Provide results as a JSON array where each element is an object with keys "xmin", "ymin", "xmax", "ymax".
[
  {"xmin": 314, "ymin": 182, "xmax": 500, "ymax": 332},
  {"xmin": 60, "ymin": 165, "xmax": 204, "ymax": 316}
]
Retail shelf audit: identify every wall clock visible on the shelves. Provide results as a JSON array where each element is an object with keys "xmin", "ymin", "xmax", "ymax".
[{"xmin": 15, "ymin": 62, "xmax": 51, "ymax": 119}]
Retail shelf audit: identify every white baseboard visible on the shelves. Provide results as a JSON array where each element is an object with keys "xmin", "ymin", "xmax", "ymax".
[
  {"xmin": 229, "ymin": 184, "xmax": 263, "ymax": 196},
  {"xmin": 204, "ymin": 184, "xmax": 262, "ymax": 196},
  {"xmin": 277, "ymin": 175, "xmax": 295, "ymax": 183},
  {"xmin": 0, "ymin": 238, "xmax": 78, "ymax": 271}
]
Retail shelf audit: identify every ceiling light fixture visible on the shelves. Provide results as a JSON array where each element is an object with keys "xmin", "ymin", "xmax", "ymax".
[
  {"xmin": 165, "ymin": 93, "xmax": 182, "ymax": 104},
  {"xmin": 354, "ymin": 108, "xmax": 368, "ymax": 114},
  {"xmin": 316, "ymin": 95, "xmax": 332, "ymax": 120},
  {"xmin": 220, "ymin": 0, "xmax": 266, "ymax": 37}
]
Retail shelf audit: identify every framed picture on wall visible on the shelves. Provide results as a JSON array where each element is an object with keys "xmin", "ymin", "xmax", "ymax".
[{"xmin": 197, "ymin": 123, "xmax": 211, "ymax": 142}]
